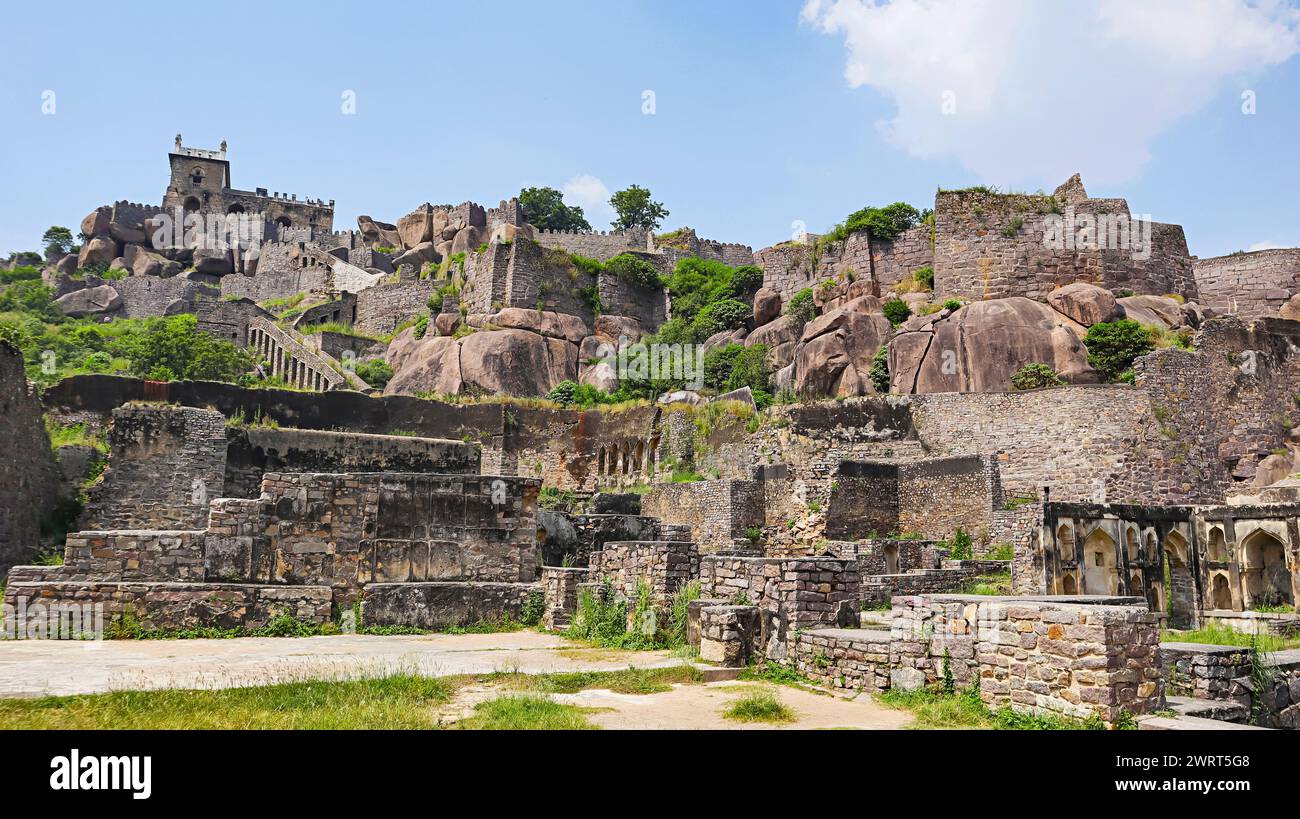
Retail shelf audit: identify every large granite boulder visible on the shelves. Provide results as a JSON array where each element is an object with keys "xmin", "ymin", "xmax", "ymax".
[
  {"xmin": 357, "ymin": 215, "xmax": 402, "ymax": 249},
  {"xmin": 1118, "ymin": 295, "xmax": 1185, "ymax": 329},
  {"xmin": 80, "ymin": 206, "xmax": 111, "ymax": 239},
  {"xmin": 1047, "ymin": 282, "xmax": 1119, "ymax": 326},
  {"xmin": 889, "ymin": 297, "xmax": 1096, "ymax": 393},
  {"xmin": 396, "ymin": 203, "xmax": 437, "ymax": 248},
  {"xmin": 192, "ymin": 248, "xmax": 234, "ymax": 276},
  {"xmin": 391, "ymin": 242, "xmax": 439, "ymax": 272},
  {"xmin": 55, "ymin": 285, "xmax": 122, "ymax": 318},
  {"xmin": 791, "ymin": 301, "xmax": 891, "ymax": 397},
  {"xmin": 385, "ymin": 327, "xmax": 578, "ymax": 397},
  {"xmin": 1280, "ymin": 294, "xmax": 1300, "ymax": 322},
  {"xmin": 77, "ymin": 236, "xmax": 118, "ymax": 269},
  {"xmin": 467, "ymin": 308, "xmax": 588, "ymax": 344},
  {"xmin": 450, "ymin": 225, "xmax": 483, "ymax": 256},
  {"xmin": 753, "ymin": 287, "xmax": 782, "ymax": 327}
]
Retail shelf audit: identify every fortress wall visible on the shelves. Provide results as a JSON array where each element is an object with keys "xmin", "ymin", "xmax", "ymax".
[
  {"xmin": 933, "ymin": 190, "xmax": 1196, "ymax": 302},
  {"xmin": 1193, "ymin": 249, "xmax": 1300, "ymax": 319},
  {"xmin": 355, "ymin": 278, "xmax": 432, "ymax": 336},
  {"xmin": 533, "ymin": 228, "xmax": 648, "ymax": 261},
  {"xmin": 0, "ymin": 342, "xmax": 61, "ymax": 573}
]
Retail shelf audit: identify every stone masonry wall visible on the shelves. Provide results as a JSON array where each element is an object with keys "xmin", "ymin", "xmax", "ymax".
[
  {"xmin": 1193, "ymin": 249, "xmax": 1300, "ymax": 320},
  {"xmin": 0, "ymin": 340, "xmax": 60, "ymax": 574},
  {"xmin": 81, "ymin": 405, "xmax": 228, "ymax": 532},
  {"xmin": 639, "ymin": 480, "xmax": 764, "ymax": 550}
]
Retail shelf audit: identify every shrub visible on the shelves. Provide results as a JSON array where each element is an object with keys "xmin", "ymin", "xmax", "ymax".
[
  {"xmin": 546, "ymin": 380, "xmax": 578, "ymax": 405},
  {"xmin": 869, "ymin": 345, "xmax": 890, "ymax": 393},
  {"xmin": 826, "ymin": 202, "xmax": 922, "ymax": 243},
  {"xmin": 1084, "ymin": 319, "xmax": 1153, "ymax": 382},
  {"xmin": 786, "ymin": 288, "xmax": 816, "ymax": 327},
  {"xmin": 354, "ymin": 358, "xmax": 393, "ymax": 389},
  {"xmin": 949, "ymin": 528, "xmax": 974, "ymax": 561},
  {"xmin": 943, "ymin": 299, "xmax": 962, "ymax": 311},
  {"xmin": 913, "ymin": 266, "xmax": 934, "ymax": 290},
  {"xmin": 690, "ymin": 298, "xmax": 750, "ymax": 341},
  {"xmin": 1010, "ymin": 363, "xmax": 1064, "ymax": 391},
  {"xmin": 412, "ymin": 315, "xmax": 429, "ymax": 340},
  {"xmin": 604, "ymin": 253, "xmax": 662, "ymax": 289},
  {"xmin": 730, "ymin": 264, "xmax": 764, "ymax": 296},
  {"xmin": 882, "ymin": 298, "xmax": 911, "ymax": 327},
  {"xmin": 0, "ymin": 265, "xmax": 42, "ymax": 285},
  {"xmin": 703, "ymin": 343, "xmax": 769, "ymax": 394}
]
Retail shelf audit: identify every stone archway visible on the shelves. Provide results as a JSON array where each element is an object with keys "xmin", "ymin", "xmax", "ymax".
[
  {"xmin": 1062, "ymin": 574, "xmax": 1077, "ymax": 595},
  {"xmin": 1164, "ymin": 531, "xmax": 1195, "ymax": 627},
  {"xmin": 183, "ymin": 196, "xmax": 201, "ymax": 213},
  {"xmin": 1081, "ymin": 528, "xmax": 1119, "ymax": 595},
  {"xmin": 1207, "ymin": 527, "xmax": 1228, "ymax": 562},
  {"xmin": 1240, "ymin": 529, "xmax": 1294, "ymax": 610},
  {"xmin": 1211, "ymin": 573, "xmax": 1234, "ymax": 611},
  {"xmin": 1056, "ymin": 524, "xmax": 1075, "ymax": 562},
  {"xmin": 884, "ymin": 543, "xmax": 899, "ymax": 575}
]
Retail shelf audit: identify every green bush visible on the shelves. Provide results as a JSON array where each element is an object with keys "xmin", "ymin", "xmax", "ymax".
[
  {"xmin": 604, "ymin": 253, "xmax": 662, "ymax": 289},
  {"xmin": 546, "ymin": 380, "xmax": 578, "ymax": 405},
  {"xmin": 1084, "ymin": 320, "xmax": 1153, "ymax": 382},
  {"xmin": 730, "ymin": 264, "xmax": 764, "ymax": 296},
  {"xmin": 0, "ymin": 265, "xmax": 42, "ymax": 285},
  {"xmin": 690, "ymin": 298, "xmax": 750, "ymax": 341},
  {"xmin": 1009, "ymin": 363, "xmax": 1064, "ymax": 391},
  {"xmin": 882, "ymin": 298, "xmax": 911, "ymax": 327},
  {"xmin": 913, "ymin": 266, "xmax": 934, "ymax": 290},
  {"xmin": 518, "ymin": 186, "xmax": 591, "ymax": 232},
  {"xmin": 825, "ymin": 202, "xmax": 922, "ymax": 243},
  {"xmin": 943, "ymin": 299, "xmax": 962, "ymax": 311},
  {"xmin": 869, "ymin": 345, "xmax": 890, "ymax": 393},
  {"xmin": 0, "ymin": 280, "xmax": 62, "ymax": 322},
  {"xmin": 703, "ymin": 343, "xmax": 770, "ymax": 394},
  {"xmin": 354, "ymin": 358, "xmax": 394, "ymax": 389},
  {"xmin": 785, "ymin": 288, "xmax": 816, "ymax": 327}
]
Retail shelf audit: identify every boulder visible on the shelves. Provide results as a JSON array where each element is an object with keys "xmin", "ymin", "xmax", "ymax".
[
  {"xmin": 470, "ymin": 308, "xmax": 588, "ymax": 344},
  {"xmin": 77, "ymin": 236, "xmax": 118, "ymax": 269},
  {"xmin": 703, "ymin": 327, "xmax": 746, "ymax": 355},
  {"xmin": 1118, "ymin": 295, "xmax": 1184, "ymax": 329},
  {"xmin": 753, "ymin": 287, "xmax": 782, "ymax": 326},
  {"xmin": 80, "ymin": 206, "xmax": 111, "ymax": 239},
  {"xmin": 433, "ymin": 312, "xmax": 460, "ymax": 337},
  {"xmin": 792, "ymin": 307, "xmax": 891, "ymax": 397},
  {"xmin": 579, "ymin": 357, "xmax": 619, "ymax": 392},
  {"xmin": 1280, "ymin": 294, "xmax": 1300, "ymax": 322},
  {"xmin": 889, "ymin": 296, "xmax": 1095, "ymax": 393},
  {"xmin": 108, "ymin": 221, "xmax": 147, "ymax": 245},
  {"xmin": 593, "ymin": 314, "xmax": 644, "ymax": 344},
  {"xmin": 714, "ymin": 386, "xmax": 756, "ymax": 408},
  {"xmin": 385, "ymin": 334, "xmax": 462, "ymax": 396},
  {"xmin": 457, "ymin": 329, "xmax": 577, "ymax": 396},
  {"xmin": 55, "ymin": 254, "xmax": 79, "ymax": 276},
  {"xmin": 357, "ymin": 215, "xmax": 401, "ymax": 249},
  {"xmin": 1254, "ymin": 452, "xmax": 1296, "ymax": 488},
  {"xmin": 192, "ymin": 248, "xmax": 234, "ymax": 276},
  {"xmin": 1046, "ymin": 282, "xmax": 1119, "ymax": 326},
  {"xmin": 488, "ymin": 222, "xmax": 535, "ymax": 245},
  {"xmin": 55, "ymin": 285, "xmax": 122, "ymax": 318},
  {"xmin": 745, "ymin": 314, "xmax": 800, "ymax": 349},
  {"xmin": 108, "ymin": 257, "xmax": 129, "ymax": 272},
  {"xmin": 658, "ymin": 390, "xmax": 705, "ymax": 406},
  {"xmin": 391, "ymin": 242, "xmax": 439, "ymax": 272},
  {"xmin": 396, "ymin": 203, "xmax": 436, "ymax": 248},
  {"xmin": 450, "ymin": 225, "xmax": 483, "ymax": 256}
]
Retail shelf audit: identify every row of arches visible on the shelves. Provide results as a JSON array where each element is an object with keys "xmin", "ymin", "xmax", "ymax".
[
  {"xmin": 595, "ymin": 437, "xmax": 659, "ymax": 481},
  {"xmin": 1052, "ymin": 519, "xmax": 1295, "ymax": 618}
]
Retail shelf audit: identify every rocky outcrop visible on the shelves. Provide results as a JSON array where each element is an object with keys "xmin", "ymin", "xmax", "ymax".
[
  {"xmin": 1118, "ymin": 295, "xmax": 1185, "ymax": 329},
  {"xmin": 1047, "ymin": 282, "xmax": 1119, "ymax": 326},
  {"xmin": 889, "ymin": 297, "xmax": 1096, "ymax": 393},
  {"xmin": 358, "ymin": 215, "xmax": 402, "ymax": 249},
  {"xmin": 54, "ymin": 285, "xmax": 123, "ymax": 317},
  {"xmin": 791, "ymin": 298, "xmax": 891, "ymax": 397},
  {"xmin": 385, "ymin": 326, "xmax": 579, "ymax": 397}
]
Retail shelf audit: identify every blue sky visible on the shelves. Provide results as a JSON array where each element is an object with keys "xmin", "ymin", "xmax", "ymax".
[{"xmin": 1, "ymin": 0, "xmax": 1298, "ymax": 258}]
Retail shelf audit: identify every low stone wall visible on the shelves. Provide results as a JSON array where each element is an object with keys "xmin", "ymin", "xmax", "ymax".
[
  {"xmin": 1159, "ymin": 642, "xmax": 1251, "ymax": 702},
  {"xmin": 2, "ymin": 581, "xmax": 331, "ymax": 631},
  {"xmin": 535, "ymin": 510, "xmax": 663, "ymax": 567},
  {"xmin": 540, "ymin": 566, "xmax": 588, "ymax": 629},
  {"xmin": 360, "ymin": 581, "xmax": 541, "ymax": 630},
  {"xmin": 639, "ymin": 481, "xmax": 763, "ymax": 551},
  {"xmin": 699, "ymin": 605, "xmax": 760, "ymax": 667},
  {"xmin": 793, "ymin": 628, "xmax": 892, "ymax": 692},
  {"xmin": 588, "ymin": 541, "xmax": 698, "ymax": 608},
  {"xmin": 889, "ymin": 594, "xmax": 1163, "ymax": 725},
  {"xmin": 861, "ymin": 567, "xmax": 979, "ymax": 604},
  {"xmin": 60, "ymin": 530, "xmax": 205, "ymax": 582}
]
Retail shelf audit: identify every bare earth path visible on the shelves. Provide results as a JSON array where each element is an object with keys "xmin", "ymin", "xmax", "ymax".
[{"xmin": 0, "ymin": 632, "xmax": 684, "ymax": 698}]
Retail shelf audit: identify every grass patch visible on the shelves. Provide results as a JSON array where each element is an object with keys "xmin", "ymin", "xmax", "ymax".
[
  {"xmin": 453, "ymin": 695, "xmax": 597, "ymax": 730},
  {"xmin": 722, "ymin": 690, "xmax": 796, "ymax": 723},
  {"xmin": 0, "ymin": 673, "xmax": 454, "ymax": 729},
  {"xmin": 1162, "ymin": 623, "xmax": 1300, "ymax": 652},
  {"xmin": 877, "ymin": 685, "xmax": 1115, "ymax": 730},
  {"xmin": 483, "ymin": 664, "xmax": 704, "ymax": 695}
]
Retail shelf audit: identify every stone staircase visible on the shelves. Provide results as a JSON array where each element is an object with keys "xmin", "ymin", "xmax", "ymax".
[{"xmin": 247, "ymin": 317, "xmax": 367, "ymax": 391}]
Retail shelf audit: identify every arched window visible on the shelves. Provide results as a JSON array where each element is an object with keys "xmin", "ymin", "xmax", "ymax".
[
  {"xmin": 226, "ymin": 203, "xmax": 245, "ymax": 214},
  {"xmin": 190, "ymin": 166, "xmax": 206, "ymax": 185},
  {"xmin": 1056, "ymin": 524, "xmax": 1075, "ymax": 562},
  {"xmin": 182, "ymin": 196, "xmax": 201, "ymax": 213}
]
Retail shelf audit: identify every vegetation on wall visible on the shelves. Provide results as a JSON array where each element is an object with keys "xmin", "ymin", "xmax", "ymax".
[
  {"xmin": 1083, "ymin": 319, "xmax": 1154, "ymax": 382},
  {"xmin": 1010, "ymin": 363, "xmax": 1064, "ymax": 391},
  {"xmin": 822, "ymin": 202, "xmax": 922, "ymax": 245},
  {"xmin": 609, "ymin": 184, "xmax": 669, "ymax": 232},
  {"xmin": 518, "ymin": 186, "xmax": 592, "ymax": 232}
]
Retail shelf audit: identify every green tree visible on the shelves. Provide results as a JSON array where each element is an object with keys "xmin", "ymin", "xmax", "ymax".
[
  {"xmin": 882, "ymin": 298, "xmax": 911, "ymax": 327},
  {"xmin": 114, "ymin": 314, "xmax": 253, "ymax": 382},
  {"xmin": 1084, "ymin": 320, "xmax": 1154, "ymax": 382},
  {"xmin": 518, "ymin": 187, "xmax": 591, "ymax": 232},
  {"xmin": 1010, "ymin": 363, "xmax": 1064, "ymax": 391},
  {"xmin": 609, "ymin": 185, "xmax": 669, "ymax": 231},
  {"xmin": 41, "ymin": 226, "xmax": 74, "ymax": 259}
]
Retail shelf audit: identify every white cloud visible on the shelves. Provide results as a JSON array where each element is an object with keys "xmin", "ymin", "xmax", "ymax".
[
  {"xmin": 802, "ymin": 0, "xmax": 1300, "ymax": 186},
  {"xmin": 563, "ymin": 174, "xmax": 615, "ymax": 226},
  {"xmin": 1248, "ymin": 240, "xmax": 1286, "ymax": 251}
]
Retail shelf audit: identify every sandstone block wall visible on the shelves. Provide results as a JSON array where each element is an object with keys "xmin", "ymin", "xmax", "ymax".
[
  {"xmin": 0, "ymin": 341, "xmax": 60, "ymax": 573},
  {"xmin": 639, "ymin": 480, "xmax": 764, "ymax": 550},
  {"xmin": 890, "ymin": 594, "xmax": 1163, "ymax": 724},
  {"xmin": 794, "ymin": 627, "xmax": 892, "ymax": 692},
  {"xmin": 1193, "ymin": 249, "xmax": 1300, "ymax": 319},
  {"xmin": 588, "ymin": 540, "xmax": 698, "ymax": 608},
  {"xmin": 61, "ymin": 530, "xmax": 205, "ymax": 582},
  {"xmin": 825, "ymin": 455, "xmax": 998, "ymax": 542},
  {"xmin": 360, "ymin": 581, "xmax": 541, "ymax": 630},
  {"xmin": 81, "ymin": 405, "xmax": 228, "ymax": 532}
]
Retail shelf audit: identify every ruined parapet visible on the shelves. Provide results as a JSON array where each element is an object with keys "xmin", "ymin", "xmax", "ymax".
[
  {"xmin": 0, "ymin": 340, "xmax": 60, "ymax": 574},
  {"xmin": 639, "ymin": 481, "xmax": 764, "ymax": 551},
  {"xmin": 1193, "ymin": 248, "xmax": 1300, "ymax": 319},
  {"xmin": 81, "ymin": 405, "xmax": 228, "ymax": 533},
  {"xmin": 541, "ymin": 565, "xmax": 589, "ymax": 629},
  {"xmin": 533, "ymin": 227, "xmax": 650, "ymax": 261},
  {"xmin": 889, "ymin": 594, "xmax": 1164, "ymax": 726},
  {"xmin": 588, "ymin": 540, "xmax": 699, "ymax": 610}
]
